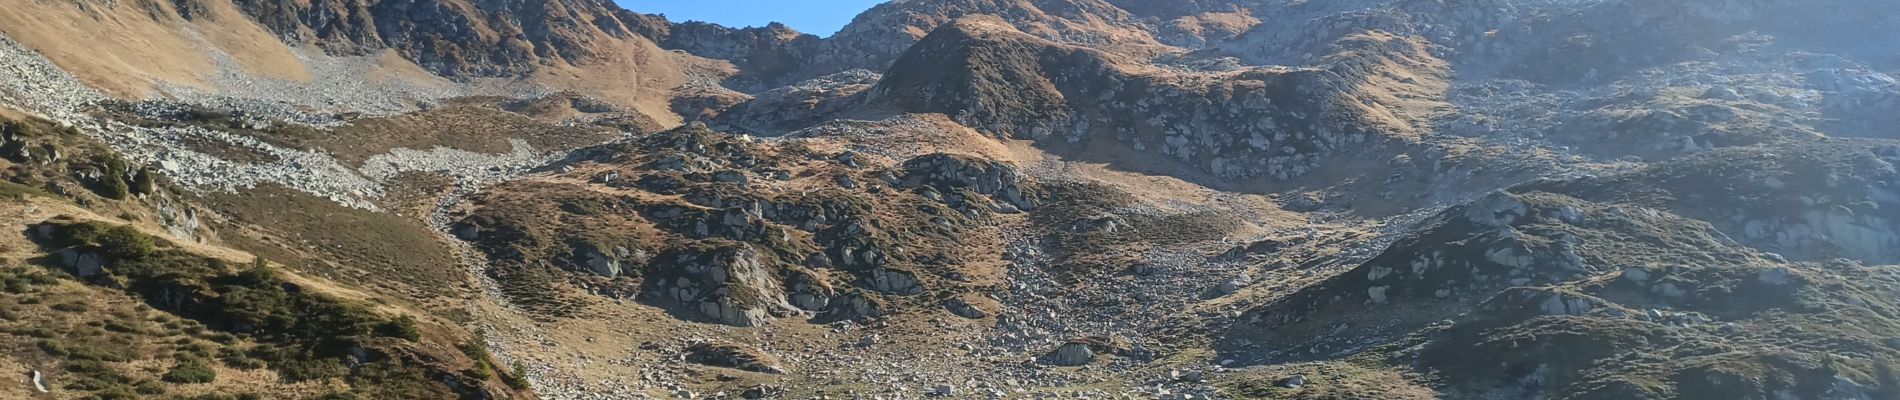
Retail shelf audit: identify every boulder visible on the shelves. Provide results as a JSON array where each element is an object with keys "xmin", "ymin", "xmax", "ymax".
[
  {"xmin": 1621, "ymin": 268, "xmax": 1651, "ymax": 282},
  {"xmin": 696, "ymin": 292, "xmax": 771, "ymax": 327},
  {"xmin": 712, "ymin": 170, "xmax": 750, "ymax": 186},
  {"xmin": 570, "ymin": 245, "xmax": 622, "ymax": 278},
  {"xmin": 1210, "ymin": 271, "xmax": 1253, "ymax": 297},
  {"xmin": 1464, "ymin": 191, "xmax": 1529, "ymax": 228},
  {"xmin": 1128, "ymin": 263, "xmax": 1158, "ymax": 276},
  {"xmin": 786, "ymin": 271, "xmax": 834, "ymax": 311},
  {"xmin": 828, "ymin": 292, "xmax": 884, "ymax": 320},
  {"xmin": 1756, "ymin": 267, "xmax": 1795, "ymax": 286},
  {"xmin": 835, "ymin": 151, "xmax": 861, "ymax": 168},
  {"xmin": 866, "ymin": 268, "xmax": 923, "ymax": 295},
  {"xmin": 1367, "ymin": 285, "xmax": 1390, "ymax": 304},
  {"xmin": 1, "ymin": 139, "xmax": 31, "ymax": 162},
  {"xmin": 944, "ymin": 298, "xmax": 987, "ymax": 319},
  {"xmin": 1169, "ymin": 369, "xmax": 1205, "ymax": 383},
  {"xmin": 1045, "ymin": 342, "xmax": 1095, "ymax": 366},
  {"xmin": 741, "ymin": 385, "xmax": 783, "ymax": 399},
  {"xmin": 57, "ymin": 248, "xmax": 105, "ymax": 277}
]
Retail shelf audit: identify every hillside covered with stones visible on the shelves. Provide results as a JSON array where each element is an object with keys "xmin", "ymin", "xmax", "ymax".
[{"xmin": 0, "ymin": 0, "xmax": 1898, "ymax": 399}]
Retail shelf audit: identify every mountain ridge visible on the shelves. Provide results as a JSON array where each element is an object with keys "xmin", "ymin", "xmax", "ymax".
[{"xmin": 0, "ymin": 0, "xmax": 1898, "ymax": 398}]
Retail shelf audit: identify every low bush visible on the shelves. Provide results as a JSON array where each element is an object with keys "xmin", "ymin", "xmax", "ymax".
[
  {"xmin": 162, "ymin": 358, "xmax": 216, "ymax": 383},
  {"xmin": 505, "ymin": 362, "xmax": 532, "ymax": 390},
  {"xmin": 377, "ymin": 316, "xmax": 422, "ymax": 342},
  {"xmin": 37, "ymin": 221, "xmax": 449, "ymax": 395},
  {"xmin": 459, "ymin": 340, "xmax": 496, "ymax": 380},
  {"xmin": 50, "ymin": 301, "xmax": 88, "ymax": 313}
]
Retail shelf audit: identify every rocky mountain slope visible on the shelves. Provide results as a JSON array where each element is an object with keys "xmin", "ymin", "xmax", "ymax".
[{"xmin": 0, "ymin": 0, "xmax": 1898, "ymax": 399}]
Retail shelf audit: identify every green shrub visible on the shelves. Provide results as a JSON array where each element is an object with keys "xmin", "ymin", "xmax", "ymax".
[
  {"xmin": 129, "ymin": 169, "xmax": 157, "ymax": 196},
  {"xmin": 63, "ymin": 359, "xmax": 135, "ymax": 392},
  {"xmin": 162, "ymin": 358, "xmax": 217, "ymax": 383},
  {"xmin": 271, "ymin": 356, "xmax": 349, "ymax": 382},
  {"xmin": 174, "ymin": 342, "xmax": 214, "ymax": 359},
  {"xmin": 460, "ymin": 342, "xmax": 495, "ymax": 380},
  {"xmin": 51, "ymin": 301, "xmax": 89, "ymax": 312},
  {"xmin": 377, "ymin": 316, "xmax": 421, "ymax": 341},
  {"xmin": 103, "ymin": 321, "xmax": 148, "ymax": 335},
  {"xmin": 24, "ymin": 271, "xmax": 58, "ymax": 285},
  {"xmin": 0, "ymin": 269, "xmax": 53, "ymax": 293},
  {"xmin": 90, "ymin": 386, "xmax": 141, "ymax": 400},
  {"xmin": 94, "ymin": 225, "xmax": 156, "ymax": 260},
  {"xmin": 3, "ymin": 278, "xmax": 30, "ymax": 293},
  {"xmin": 90, "ymin": 159, "xmax": 132, "ymax": 200},
  {"xmin": 61, "ymin": 222, "xmax": 156, "ymax": 260},
  {"xmin": 49, "ymin": 338, "xmax": 138, "ymax": 362},
  {"xmin": 40, "ymin": 223, "xmax": 453, "ymax": 393},
  {"xmin": 505, "ymin": 362, "xmax": 532, "ymax": 390},
  {"xmin": 222, "ymin": 352, "xmax": 267, "ymax": 370},
  {"xmin": 466, "ymin": 362, "xmax": 494, "ymax": 380},
  {"xmin": 37, "ymin": 340, "xmax": 68, "ymax": 356},
  {"xmin": 132, "ymin": 379, "xmax": 166, "ymax": 395},
  {"xmin": 18, "ymin": 326, "xmax": 60, "ymax": 338}
]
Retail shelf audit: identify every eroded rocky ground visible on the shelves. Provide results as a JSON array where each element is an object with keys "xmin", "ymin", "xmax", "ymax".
[{"xmin": 0, "ymin": 0, "xmax": 1898, "ymax": 399}]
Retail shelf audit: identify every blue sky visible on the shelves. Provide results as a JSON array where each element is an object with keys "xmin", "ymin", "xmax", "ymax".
[{"xmin": 618, "ymin": 0, "xmax": 888, "ymax": 37}]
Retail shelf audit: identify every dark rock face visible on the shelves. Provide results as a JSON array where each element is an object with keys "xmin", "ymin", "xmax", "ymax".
[
  {"xmin": 896, "ymin": 153, "xmax": 1033, "ymax": 210},
  {"xmin": 808, "ymin": 0, "xmax": 1163, "ymax": 79},
  {"xmin": 224, "ymin": 0, "xmax": 653, "ymax": 76},
  {"xmin": 1521, "ymin": 140, "xmax": 1900, "ymax": 264},
  {"xmin": 1255, "ymin": 189, "xmax": 1759, "ymax": 327},
  {"xmin": 649, "ymin": 244, "xmax": 795, "ymax": 327},
  {"xmin": 457, "ymin": 124, "xmax": 1024, "ymax": 327},
  {"xmin": 1040, "ymin": 336, "xmax": 1133, "ymax": 366},
  {"xmin": 867, "ymin": 19, "xmax": 1446, "ymax": 180}
]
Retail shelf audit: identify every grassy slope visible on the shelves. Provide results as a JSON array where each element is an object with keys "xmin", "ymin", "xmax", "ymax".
[{"xmin": 0, "ymin": 114, "xmax": 530, "ymax": 399}]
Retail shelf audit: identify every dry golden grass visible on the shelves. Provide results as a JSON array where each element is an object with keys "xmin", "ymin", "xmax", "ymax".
[
  {"xmin": 1321, "ymin": 32, "xmax": 1453, "ymax": 140},
  {"xmin": 1218, "ymin": 361, "xmax": 1439, "ymax": 400},
  {"xmin": 0, "ymin": 198, "xmax": 348, "ymax": 399},
  {"xmin": 197, "ymin": 184, "xmax": 471, "ymax": 304},
  {"xmin": 254, "ymin": 104, "xmax": 617, "ymax": 167},
  {"xmin": 0, "ymin": 0, "xmax": 308, "ymax": 98},
  {"xmin": 0, "ymin": 0, "xmax": 712, "ymax": 130}
]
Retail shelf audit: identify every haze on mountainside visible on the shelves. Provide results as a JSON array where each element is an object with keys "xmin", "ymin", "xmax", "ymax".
[{"xmin": 0, "ymin": 0, "xmax": 1897, "ymax": 399}]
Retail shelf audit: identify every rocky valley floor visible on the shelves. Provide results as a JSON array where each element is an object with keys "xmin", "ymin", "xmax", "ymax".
[{"xmin": 1, "ymin": 0, "xmax": 1899, "ymax": 399}]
